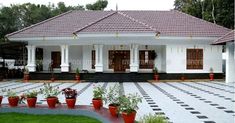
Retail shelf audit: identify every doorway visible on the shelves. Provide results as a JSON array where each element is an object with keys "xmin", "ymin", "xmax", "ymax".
[
  {"xmin": 109, "ymin": 50, "xmax": 130, "ymax": 72},
  {"xmin": 51, "ymin": 52, "xmax": 61, "ymax": 68}
]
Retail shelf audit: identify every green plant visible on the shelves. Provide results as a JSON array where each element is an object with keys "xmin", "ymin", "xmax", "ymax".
[
  {"xmin": 24, "ymin": 67, "xmax": 29, "ymax": 74},
  {"xmin": 139, "ymin": 113, "xmax": 168, "ymax": 123},
  {"xmin": 153, "ymin": 67, "xmax": 158, "ymax": 75},
  {"xmin": 24, "ymin": 90, "xmax": 38, "ymax": 98},
  {"xmin": 210, "ymin": 67, "xmax": 213, "ymax": 73},
  {"xmin": 40, "ymin": 83, "xmax": 60, "ymax": 98},
  {"xmin": 104, "ymin": 84, "xmax": 120, "ymax": 106},
  {"xmin": 119, "ymin": 93, "xmax": 142, "ymax": 114},
  {"xmin": 6, "ymin": 89, "xmax": 18, "ymax": 98},
  {"xmin": 76, "ymin": 68, "xmax": 80, "ymax": 75},
  {"xmin": 93, "ymin": 85, "xmax": 106, "ymax": 100}
]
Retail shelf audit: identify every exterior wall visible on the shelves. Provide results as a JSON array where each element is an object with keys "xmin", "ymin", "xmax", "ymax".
[
  {"xmin": 226, "ymin": 42, "xmax": 235, "ymax": 83},
  {"xmin": 41, "ymin": 45, "xmax": 83, "ymax": 71},
  {"xmin": 166, "ymin": 45, "xmax": 223, "ymax": 73},
  {"xmin": 81, "ymin": 45, "xmax": 165, "ymax": 73},
  {"xmin": 41, "ymin": 46, "xmax": 60, "ymax": 71}
]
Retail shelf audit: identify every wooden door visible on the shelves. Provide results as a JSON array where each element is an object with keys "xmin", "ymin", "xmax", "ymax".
[
  {"xmin": 112, "ymin": 51, "xmax": 130, "ymax": 72},
  {"xmin": 51, "ymin": 52, "xmax": 61, "ymax": 68},
  {"xmin": 114, "ymin": 53, "xmax": 124, "ymax": 71}
]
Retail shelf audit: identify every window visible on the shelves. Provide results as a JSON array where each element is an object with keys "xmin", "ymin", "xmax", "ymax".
[
  {"xmin": 139, "ymin": 50, "xmax": 155, "ymax": 69},
  {"xmin": 187, "ymin": 49, "xmax": 203, "ymax": 69},
  {"xmin": 92, "ymin": 50, "xmax": 95, "ymax": 69}
]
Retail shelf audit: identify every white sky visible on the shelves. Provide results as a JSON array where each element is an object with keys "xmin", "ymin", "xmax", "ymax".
[{"xmin": 0, "ymin": 0, "xmax": 175, "ymax": 10}]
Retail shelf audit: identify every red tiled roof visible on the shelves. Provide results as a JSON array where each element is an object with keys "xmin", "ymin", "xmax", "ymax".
[
  {"xmin": 213, "ymin": 30, "xmax": 234, "ymax": 44},
  {"xmin": 6, "ymin": 10, "xmax": 231, "ymax": 38}
]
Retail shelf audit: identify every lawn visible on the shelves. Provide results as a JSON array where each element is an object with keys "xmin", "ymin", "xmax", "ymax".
[{"xmin": 0, "ymin": 113, "xmax": 101, "ymax": 123}]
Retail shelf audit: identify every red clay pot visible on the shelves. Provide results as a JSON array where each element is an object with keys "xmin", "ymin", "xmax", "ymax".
[
  {"xmin": 8, "ymin": 96, "xmax": 19, "ymax": 107},
  {"xmin": 154, "ymin": 74, "xmax": 159, "ymax": 81},
  {"xmin": 46, "ymin": 97, "xmax": 57, "ymax": 108},
  {"xmin": 75, "ymin": 75, "xmax": 80, "ymax": 82},
  {"xmin": 109, "ymin": 104, "xmax": 119, "ymax": 117},
  {"xmin": 66, "ymin": 98, "xmax": 76, "ymax": 109},
  {"xmin": 92, "ymin": 98, "xmax": 103, "ymax": 110},
  {"xmin": 181, "ymin": 76, "xmax": 185, "ymax": 81},
  {"xmin": 0, "ymin": 96, "xmax": 3, "ymax": 105},
  {"xmin": 122, "ymin": 111, "xmax": 136, "ymax": 123},
  {"xmin": 24, "ymin": 74, "xmax": 29, "ymax": 82},
  {"xmin": 51, "ymin": 77, "xmax": 55, "ymax": 82},
  {"xmin": 210, "ymin": 73, "xmax": 214, "ymax": 81},
  {"xmin": 27, "ymin": 97, "xmax": 37, "ymax": 108}
]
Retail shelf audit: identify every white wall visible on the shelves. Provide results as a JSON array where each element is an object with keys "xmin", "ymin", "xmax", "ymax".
[
  {"xmin": 41, "ymin": 46, "xmax": 60, "ymax": 71},
  {"xmin": 81, "ymin": 45, "xmax": 165, "ymax": 73},
  {"xmin": 226, "ymin": 42, "xmax": 235, "ymax": 83},
  {"xmin": 41, "ymin": 45, "xmax": 83, "ymax": 71},
  {"xmin": 166, "ymin": 45, "xmax": 223, "ymax": 73}
]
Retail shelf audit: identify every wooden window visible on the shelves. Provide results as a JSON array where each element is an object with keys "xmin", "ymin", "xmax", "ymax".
[
  {"xmin": 92, "ymin": 50, "xmax": 95, "ymax": 69},
  {"xmin": 187, "ymin": 49, "xmax": 203, "ymax": 69},
  {"xmin": 139, "ymin": 50, "xmax": 155, "ymax": 69}
]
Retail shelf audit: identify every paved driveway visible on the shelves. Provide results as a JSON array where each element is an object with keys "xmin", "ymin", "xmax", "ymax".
[{"xmin": 0, "ymin": 81, "xmax": 234, "ymax": 123}]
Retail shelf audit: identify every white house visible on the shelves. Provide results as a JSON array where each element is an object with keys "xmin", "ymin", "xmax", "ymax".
[
  {"xmin": 213, "ymin": 30, "xmax": 235, "ymax": 83},
  {"xmin": 6, "ymin": 10, "xmax": 231, "ymax": 79}
]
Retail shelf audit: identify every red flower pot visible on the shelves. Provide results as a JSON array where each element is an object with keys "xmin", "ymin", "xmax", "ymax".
[
  {"xmin": 46, "ymin": 97, "xmax": 57, "ymax": 108},
  {"xmin": 8, "ymin": 97, "xmax": 19, "ymax": 107},
  {"xmin": 210, "ymin": 73, "xmax": 214, "ymax": 81},
  {"xmin": 109, "ymin": 104, "xmax": 119, "ymax": 117},
  {"xmin": 75, "ymin": 75, "xmax": 80, "ymax": 82},
  {"xmin": 27, "ymin": 97, "xmax": 37, "ymax": 108},
  {"xmin": 24, "ymin": 74, "xmax": 29, "ymax": 82},
  {"xmin": 92, "ymin": 98, "xmax": 103, "ymax": 110},
  {"xmin": 122, "ymin": 111, "xmax": 136, "ymax": 123},
  {"xmin": 0, "ymin": 96, "xmax": 3, "ymax": 105},
  {"xmin": 51, "ymin": 77, "xmax": 55, "ymax": 82},
  {"xmin": 181, "ymin": 76, "xmax": 185, "ymax": 81},
  {"xmin": 66, "ymin": 98, "xmax": 76, "ymax": 109},
  {"xmin": 154, "ymin": 74, "xmax": 159, "ymax": 81}
]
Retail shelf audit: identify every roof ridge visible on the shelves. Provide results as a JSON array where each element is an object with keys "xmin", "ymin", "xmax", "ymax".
[
  {"xmin": 73, "ymin": 11, "xmax": 117, "ymax": 34},
  {"xmin": 213, "ymin": 30, "xmax": 234, "ymax": 44},
  {"xmin": 172, "ymin": 10, "xmax": 232, "ymax": 32},
  {"xmin": 6, "ymin": 10, "xmax": 74, "ymax": 38},
  {"xmin": 118, "ymin": 11, "xmax": 159, "ymax": 33}
]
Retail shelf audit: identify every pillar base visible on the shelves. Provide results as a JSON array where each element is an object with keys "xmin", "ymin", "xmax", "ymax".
[
  {"xmin": 130, "ymin": 64, "xmax": 139, "ymax": 72},
  {"xmin": 95, "ymin": 64, "xmax": 103, "ymax": 72},
  {"xmin": 27, "ymin": 64, "xmax": 36, "ymax": 72},
  {"xmin": 60, "ymin": 64, "xmax": 69, "ymax": 72}
]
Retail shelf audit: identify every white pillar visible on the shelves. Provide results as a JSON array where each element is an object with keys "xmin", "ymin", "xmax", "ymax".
[
  {"xmin": 26, "ymin": 45, "xmax": 36, "ymax": 72},
  {"xmin": 60, "ymin": 45, "xmax": 69, "ymax": 72},
  {"xmin": 226, "ymin": 42, "xmax": 235, "ymax": 83},
  {"xmin": 130, "ymin": 44, "xmax": 139, "ymax": 72},
  {"xmin": 94, "ymin": 44, "xmax": 103, "ymax": 72}
]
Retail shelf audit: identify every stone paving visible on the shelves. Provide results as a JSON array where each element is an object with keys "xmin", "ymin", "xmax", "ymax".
[{"xmin": 0, "ymin": 81, "xmax": 234, "ymax": 123}]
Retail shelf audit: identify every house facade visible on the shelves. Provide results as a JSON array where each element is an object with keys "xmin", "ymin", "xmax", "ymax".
[{"xmin": 6, "ymin": 10, "xmax": 231, "ymax": 75}]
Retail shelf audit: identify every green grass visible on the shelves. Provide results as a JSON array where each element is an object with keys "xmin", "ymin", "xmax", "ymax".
[{"xmin": 0, "ymin": 113, "xmax": 101, "ymax": 123}]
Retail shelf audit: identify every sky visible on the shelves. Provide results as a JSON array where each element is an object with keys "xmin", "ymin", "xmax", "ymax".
[{"xmin": 0, "ymin": 0, "xmax": 175, "ymax": 10}]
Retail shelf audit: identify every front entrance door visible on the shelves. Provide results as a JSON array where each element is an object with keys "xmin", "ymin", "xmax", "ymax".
[
  {"xmin": 109, "ymin": 50, "xmax": 130, "ymax": 72},
  {"xmin": 51, "ymin": 52, "xmax": 61, "ymax": 68}
]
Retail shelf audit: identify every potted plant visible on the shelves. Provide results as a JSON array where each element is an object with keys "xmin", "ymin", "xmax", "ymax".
[
  {"xmin": 139, "ymin": 113, "xmax": 167, "ymax": 123},
  {"xmin": 153, "ymin": 67, "xmax": 159, "ymax": 81},
  {"xmin": 209, "ymin": 67, "xmax": 214, "ymax": 81},
  {"xmin": 104, "ymin": 84, "xmax": 121, "ymax": 117},
  {"xmin": 62, "ymin": 88, "xmax": 77, "ymax": 109},
  {"xmin": 6, "ymin": 89, "xmax": 19, "ymax": 107},
  {"xmin": 50, "ymin": 68, "xmax": 55, "ymax": 82},
  {"xmin": 0, "ymin": 89, "xmax": 5, "ymax": 105},
  {"xmin": 24, "ymin": 90, "xmax": 38, "ymax": 108},
  {"xmin": 92, "ymin": 85, "xmax": 106, "ymax": 110},
  {"xmin": 40, "ymin": 83, "xmax": 60, "ymax": 108},
  {"xmin": 23, "ymin": 67, "xmax": 29, "ymax": 82},
  {"xmin": 181, "ymin": 73, "xmax": 185, "ymax": 81},
  {"xmin": 75, "ymin": 68, "xmax": 80, "ymax": 82},
  {"xmin": 119, "ymin": 93, "xmax": 142, "ymax": 123}
]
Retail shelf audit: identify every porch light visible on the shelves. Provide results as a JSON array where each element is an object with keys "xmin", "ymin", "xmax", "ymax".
[
  {"xmin": 155, "ymin": 32, "xmax": 160, "ymax": 39},
  {"xmin": 115, "ymin": 32, "xmax": 119, "ymax": 38},
  {"xmin": 145, "ymin": 45, "xmax": 148, "ymax": 49},
  {"xmin": 73, "ymin": 33, "xmax": 78, "ymax": 39}
]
